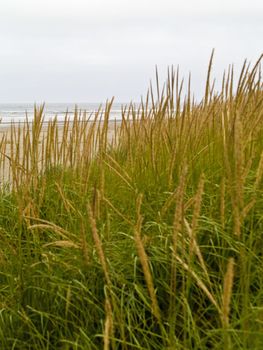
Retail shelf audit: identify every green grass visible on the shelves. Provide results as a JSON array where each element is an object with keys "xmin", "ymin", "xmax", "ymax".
[{"xmin": 0, "ymin": 54, "xmax": 263, "ymax": 349}]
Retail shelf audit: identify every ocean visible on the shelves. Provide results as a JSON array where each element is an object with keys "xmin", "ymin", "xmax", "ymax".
[{"xmin": 0, "ymin": 102, "xmax": 129, "ymax": 124}]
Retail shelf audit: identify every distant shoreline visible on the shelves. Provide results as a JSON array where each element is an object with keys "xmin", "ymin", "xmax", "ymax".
[{"xmin": 0, "ymin": 119, "xmax": 121, "ymax": 183}]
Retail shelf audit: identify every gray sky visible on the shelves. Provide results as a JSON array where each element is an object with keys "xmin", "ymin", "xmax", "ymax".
[{"xmin": 0, "ymin": 0, "xmax": 262, "ymax": 103}]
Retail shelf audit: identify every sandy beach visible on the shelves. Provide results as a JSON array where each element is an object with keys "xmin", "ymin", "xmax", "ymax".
[{"xmin": 0, "ymin": 119, "xmax": 120, "ymax": 186}]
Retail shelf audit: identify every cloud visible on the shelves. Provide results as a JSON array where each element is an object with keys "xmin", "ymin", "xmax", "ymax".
[{"xmin": 0, "ymin": 0, "xmax": 262, "ymax": 102}]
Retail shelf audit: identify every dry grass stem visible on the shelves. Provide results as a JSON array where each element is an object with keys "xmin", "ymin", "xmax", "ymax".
[
  {"xmin": 221, "ymin": 258, "xmax": 235, "ymax": 328},
  {"xmin": 87, "ymin": 202, "xmax": 111, "ymax": 286},
  {"xmin": 176, "ymin": 255, "xmax": 221, "ymax": 314},
  {"xmin": 134, "ymin": 194, "xmax": 161, "ymax": 322}
]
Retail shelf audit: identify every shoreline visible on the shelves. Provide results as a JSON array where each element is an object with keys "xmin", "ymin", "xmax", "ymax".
[{"xmin": 0, "ymin": 119, "xmax": 122, "ymax": 185}]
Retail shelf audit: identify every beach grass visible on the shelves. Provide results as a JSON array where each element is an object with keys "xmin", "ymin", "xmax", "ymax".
[{"xmin": 0, "ymin": 54, "xmax": 263, "ymax": 349}]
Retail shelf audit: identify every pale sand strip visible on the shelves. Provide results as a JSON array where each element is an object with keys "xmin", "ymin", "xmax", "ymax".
[{"xmin": 0, "ymin": 120, "xmax": 121, "ymax": 186}]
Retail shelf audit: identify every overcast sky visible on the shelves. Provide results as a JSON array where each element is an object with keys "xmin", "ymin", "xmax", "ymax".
[{"xmin": 0, "ymin": 0, "xmax": 262, "ymax": 103}]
